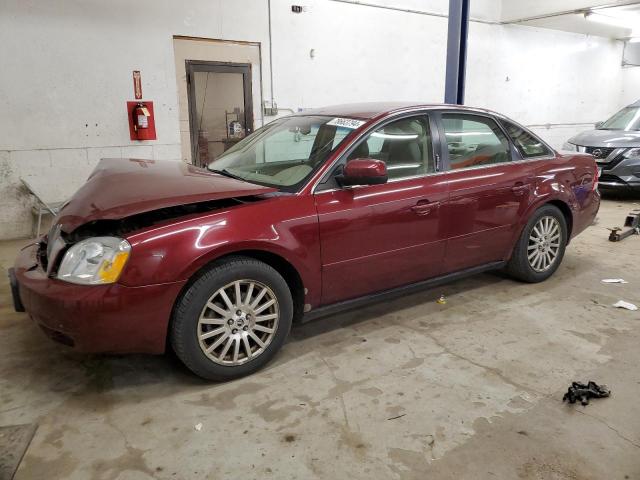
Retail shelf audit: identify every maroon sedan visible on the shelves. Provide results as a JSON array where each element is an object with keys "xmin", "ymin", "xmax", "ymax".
[{"xmin": 10, "ymin": 103, "xmax": 600, "ymax": 380}]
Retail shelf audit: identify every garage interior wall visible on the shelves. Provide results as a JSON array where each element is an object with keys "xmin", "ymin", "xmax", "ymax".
[{"xmin": 0, "ymin": 0, "xmax": 635, "ymax": 239}]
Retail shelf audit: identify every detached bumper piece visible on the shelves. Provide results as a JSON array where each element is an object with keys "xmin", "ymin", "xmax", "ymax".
[
  {"xmin": 563, "ymin": 381, "xmax": 611, "ymax": 406},
  {"xmin": 7, "ymin": 268, "xmax": 25, "ymax": 312},
  {"xmin": 608, "ymin": 210, "xmax": 640, "ymax": 242}
]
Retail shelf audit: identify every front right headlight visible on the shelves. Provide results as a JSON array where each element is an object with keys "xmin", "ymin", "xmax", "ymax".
[
  {"xmin": 57, "ymin": 236, "xmax": 131, "ymax": 285},
  {"xmin": 562, "ymin": 142, "xmax": 578, "ymax": 152}
]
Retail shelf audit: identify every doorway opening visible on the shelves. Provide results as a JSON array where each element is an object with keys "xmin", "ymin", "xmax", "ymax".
[{"xmin": 186, "ymin": 61, "xmax": 254, "ymax": 167}]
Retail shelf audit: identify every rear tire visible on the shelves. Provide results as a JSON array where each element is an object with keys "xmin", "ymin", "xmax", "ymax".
[
  {"xmin": 171, "ymin": 256, "xmax": 293, "ymax": 381},
  {"xmin": 506, "ymin": 204, "xmax": 567, "ymax": 283}
]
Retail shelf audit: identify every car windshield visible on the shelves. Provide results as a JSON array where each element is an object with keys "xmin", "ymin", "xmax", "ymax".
[
  {"xmin": 208, "ymin": 115, "xmax": 360, "ymax": 191},
  {"xmin": 598, "ymin": 106, "xmax": 640, "ymax": 131}
]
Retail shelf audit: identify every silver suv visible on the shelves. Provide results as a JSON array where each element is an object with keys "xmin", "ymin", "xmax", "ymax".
[{"xmin": 564, "ymin": 100, "xmax": 640, "ymax": 194}]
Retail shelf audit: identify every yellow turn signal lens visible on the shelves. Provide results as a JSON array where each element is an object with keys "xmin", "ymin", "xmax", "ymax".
[{"xmin": 97, "ymin": 251, "xmax": 130, "ymax": 283}]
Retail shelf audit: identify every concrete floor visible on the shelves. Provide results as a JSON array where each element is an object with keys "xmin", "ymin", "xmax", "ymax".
[{"xmin": 1, "ymin": 198, "xmax": 639, "ymax": 480}]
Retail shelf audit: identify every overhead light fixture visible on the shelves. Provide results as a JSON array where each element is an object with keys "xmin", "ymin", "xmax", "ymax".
[{"xmin": 584, "ymin": 11, "xmax": 635, "ymax": 30}]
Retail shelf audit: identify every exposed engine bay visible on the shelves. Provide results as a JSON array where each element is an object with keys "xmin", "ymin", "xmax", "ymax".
[{"xmin": 38, "ymin": 196, "xmax": 264, "ymax": 273}]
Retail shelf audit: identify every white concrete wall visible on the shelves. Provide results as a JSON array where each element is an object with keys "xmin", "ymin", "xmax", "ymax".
[
  {"xmin": 0, "ymin": 0, "xmax": 633, "ymax": 239},
  {"xmin": 466, "ymin": 23, "xmax": 628, "ymax": 147},
  {"xmin": 621, "ymin": 66, "xmax": 640, "ymax": 106}
]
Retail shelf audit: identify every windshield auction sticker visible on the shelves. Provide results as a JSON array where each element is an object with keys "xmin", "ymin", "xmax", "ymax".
[{"xmin": 326, "ymin": 118, "xmax": 366, "ymax": 129}]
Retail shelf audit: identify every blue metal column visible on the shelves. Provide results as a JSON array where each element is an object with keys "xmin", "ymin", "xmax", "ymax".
[{"xmin": 444, "ymin": 0, "xmax": 470, "ymax": 104}]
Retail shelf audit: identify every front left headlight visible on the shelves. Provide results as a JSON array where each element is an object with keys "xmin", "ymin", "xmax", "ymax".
[
  {"xmin": 623, "ymin": 147, "xmax": 640, "ymax": 160},
  {"xmin": 562, "ymin": 142, "xmax": 578, "ymax": 152},
  {"xmin": 57, "ymin": 236, "xmax": 131, "ymax": 285}
]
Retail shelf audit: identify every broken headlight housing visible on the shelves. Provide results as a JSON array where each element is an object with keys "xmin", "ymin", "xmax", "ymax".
[{"xmin": 57, "ymin": 237, "xmax": 131, "ymax": 285}]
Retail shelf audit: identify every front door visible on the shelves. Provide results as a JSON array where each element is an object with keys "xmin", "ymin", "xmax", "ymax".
[
  {"xmin": 186, "ymin": 61, "xmax": 254, "ymax": 167},
  {"xmin": 438, "ymin": 112, "xmax": 531, "ymax": 272},
  {"xmin": 314, "ymin": 114, "xmax": 448, "ymax": 305}
]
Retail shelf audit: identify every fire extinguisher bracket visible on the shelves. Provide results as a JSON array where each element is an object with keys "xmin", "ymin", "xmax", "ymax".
[{"xmin": 127, "ymin": 101, "xmax": 157, "ymax": 141}]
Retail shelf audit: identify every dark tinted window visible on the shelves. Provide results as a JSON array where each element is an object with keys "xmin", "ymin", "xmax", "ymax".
[
  {"xmin": 501, "ymin": 120, "xmax": 551, "ymax": 158},
  {"xmin": 347, "ymin": 116, "xmax": 434, "ymax": 180},
  {"xmin": 442, "ymin": 114, "xmax": 511, "ymax": 169}
]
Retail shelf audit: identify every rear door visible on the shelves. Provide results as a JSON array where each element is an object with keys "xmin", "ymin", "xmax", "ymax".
[
  {"xmin": 314, "ymin": 113, "xmax": 448, "ymax": 305},
  {"xmin": 437, "ymin": 111, "xmax": 533, "ymax": 273}
]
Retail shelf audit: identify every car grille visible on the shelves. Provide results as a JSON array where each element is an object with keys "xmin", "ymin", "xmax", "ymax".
[
  {"xmin": 584, "ymin": 146, "xmax": 626, "ymax": 169},
  {"xmin": 585, "ymin": 146, "xmax": 615, "ymax": 159}
]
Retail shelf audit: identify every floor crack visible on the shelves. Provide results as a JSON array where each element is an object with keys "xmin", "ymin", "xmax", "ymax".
[
  {"xmin": 319, "ymin": 355, "xmax": 351, "ymax": 429},
  {"xmin": 401, "ymin": 323, "xmax": 546, "ymax": 397},
  {"xmin": 572, "ymin": 408, "xmax": 640, "ymax": 449}
]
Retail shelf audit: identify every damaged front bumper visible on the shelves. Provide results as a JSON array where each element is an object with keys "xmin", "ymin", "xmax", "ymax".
[{"xmin": 11, "ymin": 242, "xmax": 186, "ymax": 354}]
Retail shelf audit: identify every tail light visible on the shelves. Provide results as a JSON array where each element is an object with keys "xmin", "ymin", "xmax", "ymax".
[{"xmin": 592, "ymin": 164, "xmax": 599, "ymax": 191}]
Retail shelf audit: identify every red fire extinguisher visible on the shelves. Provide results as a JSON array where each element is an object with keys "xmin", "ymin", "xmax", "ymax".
[
  {"xmin": 127, "ymin": 100, "xmax": 156, "ymax": 140},
  {"xmin": 133, "ymin": 103, "xmax": 150, "ymax": 132}
]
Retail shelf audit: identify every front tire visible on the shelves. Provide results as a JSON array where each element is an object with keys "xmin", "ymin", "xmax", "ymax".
[
  {"xmin": 506, "ymin": 204, "xmax": 567, "ymax": 283},
  {"xmin": 171, "ymin": 256, "xmax": 293, "ymax": 381}
]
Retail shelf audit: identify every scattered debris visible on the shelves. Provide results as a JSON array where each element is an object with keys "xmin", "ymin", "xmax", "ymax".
[
  {"xmin": 608, "ymin": 210, "xmax": 640, "ymax": 242},
  {"xmin": 601, "ymin": 278, "xmax": 628, "ymax": 284},
  {"xmin": 387, "ymin": 414, "xmax": 407, "ymax": 421},
  {"xmin": 563, "ymin": 381, "xmax": 610, "ymax": 406},
  {"xmin": 436, "ymin": 294, "xmax": 446, "ymax": 305},
  {"xmin": 612, "ymin": 300, "xmax": 638, "ymax": 311},
  {"xmin": 194, "ymin": 423, "xmax": 203, "ymax": 431}
]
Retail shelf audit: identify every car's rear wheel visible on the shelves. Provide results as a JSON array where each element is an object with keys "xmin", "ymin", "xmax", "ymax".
[
  {"xmin": 506, "ymin": 204, "xmax": 567, "ymax": 283},
  {"xmin": 171, "ymin": 256, "xmax": 293, "ymax": 381}
]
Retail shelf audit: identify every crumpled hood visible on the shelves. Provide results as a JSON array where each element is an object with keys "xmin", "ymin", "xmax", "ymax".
[
  {"xmin": 56, "ymin": 158, "xmax": 276, "ymax": 232},
  {"xmin": 568, "ymin": 129, "xmax": 640, "ymax": 148}
]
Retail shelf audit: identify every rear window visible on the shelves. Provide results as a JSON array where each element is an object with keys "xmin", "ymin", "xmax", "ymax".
[{"xmin": 501, "ymin": 120, "xmax": 552, "ymax": 158}]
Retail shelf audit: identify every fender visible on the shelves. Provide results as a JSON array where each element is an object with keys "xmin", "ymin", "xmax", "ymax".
[
  {"xmin": 505, "ymin": 177, "xmax": 577, "ymax": 260},
  {"xmin": 120, "ymin": 194, "xmax": 322, "ymax": 307},
  {"xmin": 177, "ymin": 240, "xmax": 321, "ymax": 308}
]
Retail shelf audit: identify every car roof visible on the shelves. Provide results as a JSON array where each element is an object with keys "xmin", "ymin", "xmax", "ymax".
[
  {"xmin": 292, "ymin": 102, "xmax": 503, "ymax": 120},
  {"xmin": 629, "ymin": 99, "xmax": 640, "ymax": 107}
]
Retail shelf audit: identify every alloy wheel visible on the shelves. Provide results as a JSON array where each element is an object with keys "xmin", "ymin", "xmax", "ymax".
[
  {"xmin": 527, "ymin": 216, "xmax": 561, "ymax": 272},
  {"xmin": 197, "ymin": 279, "xmax": 279, "ymax": 366}
]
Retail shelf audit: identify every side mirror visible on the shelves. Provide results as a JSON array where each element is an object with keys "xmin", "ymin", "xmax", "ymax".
[
  {"xmin": 338, "ymin": 158, "xmax": 388, "ymax": 186},
  {"xmin": 595, "ymin": 121, "xmax": 603, "ymax": 129}
]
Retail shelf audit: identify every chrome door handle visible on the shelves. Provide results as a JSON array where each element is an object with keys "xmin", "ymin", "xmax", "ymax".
[{"xmin": 411, "ymin": 201, "xmax": 440, "ymax": 216}]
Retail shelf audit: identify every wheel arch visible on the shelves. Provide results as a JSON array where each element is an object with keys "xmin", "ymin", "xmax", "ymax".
[
  {"xmin": 170, "ymin": 249, "xmax": 306, "ymax": 335},
  {"xmin": 545, "ymin": 199, "xmax": 574, "ymax": 240},
  {"xmin": 507, "ymin": 197, "xmax": 574, "ymax": 261}
]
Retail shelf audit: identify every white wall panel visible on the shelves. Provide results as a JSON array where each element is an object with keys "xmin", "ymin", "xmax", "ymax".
[
  {"xmin": 466, "ymin": 24, "xmax": 625, "ymax": 126},
  {"xmin": 621, "ymin": 67, "xmax": 640, "ymax": 105}
]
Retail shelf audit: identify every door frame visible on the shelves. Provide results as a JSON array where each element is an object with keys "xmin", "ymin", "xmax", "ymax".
[{"xmin": 185, "ymin": 60, "xmax": 254, "ymax": 166}]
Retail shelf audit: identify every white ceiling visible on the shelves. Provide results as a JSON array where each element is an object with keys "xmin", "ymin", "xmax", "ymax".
[
  {"xmin": 502, "ymin": 0, "xmax": 640, "ymax": 39},
  {"xmin": 331, "ymin": 0, "xmax": 640, "ymax": 38}
]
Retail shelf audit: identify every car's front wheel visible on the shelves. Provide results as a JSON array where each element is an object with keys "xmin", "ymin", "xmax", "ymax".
[
  {"xmin": 171, "ymin": 256, "xmax": 293, "ymax": 381},
  {"xmin": 507, "ymin": 204, "xmax": 568, "ymax": 283}
]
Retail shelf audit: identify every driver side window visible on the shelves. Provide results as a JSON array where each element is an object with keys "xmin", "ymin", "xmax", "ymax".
[{"xmin": 347, "ymin": 116, "xmax": 434, "ymax": 180}]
